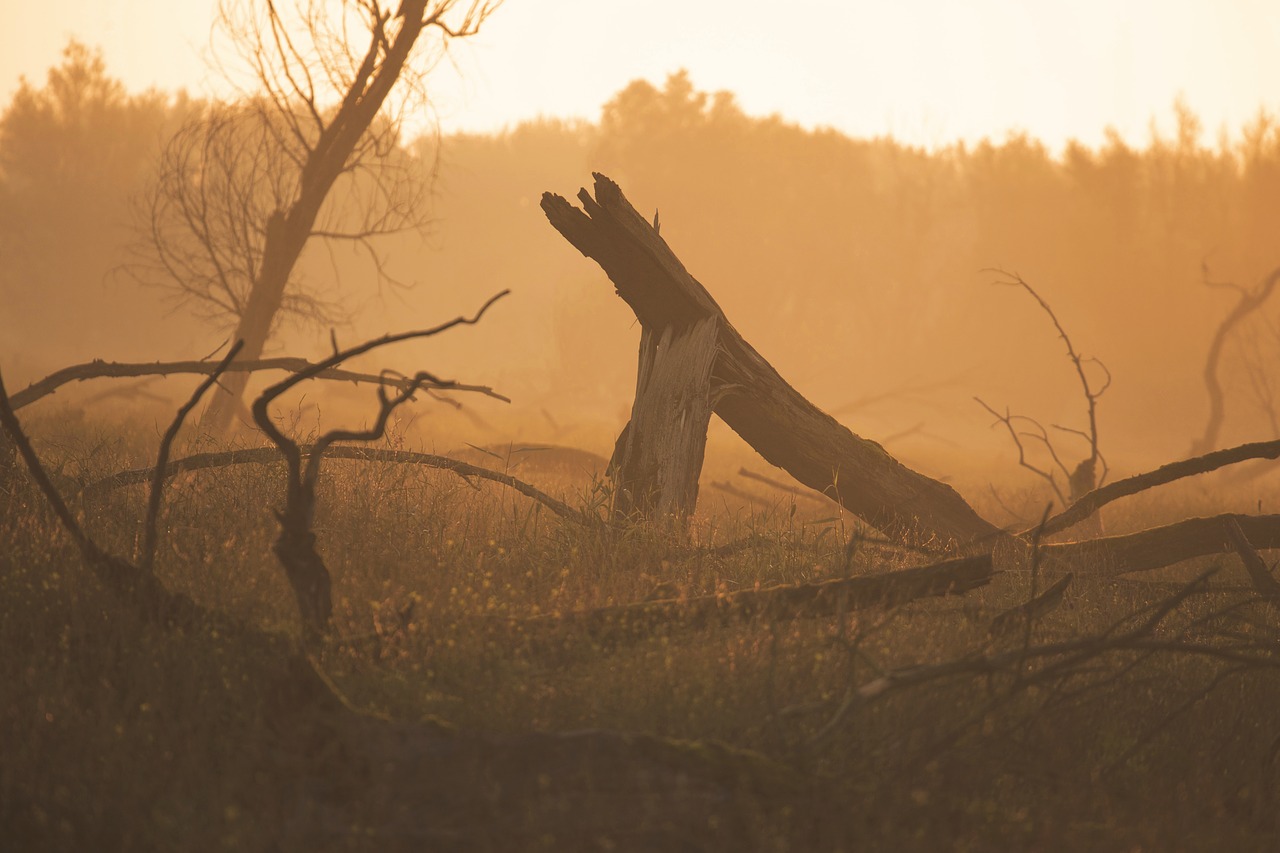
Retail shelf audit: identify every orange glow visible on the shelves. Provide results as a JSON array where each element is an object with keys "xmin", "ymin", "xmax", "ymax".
[{"xmin": 3, "ymin": 1, "xmax": 1279, "ymax": 150}]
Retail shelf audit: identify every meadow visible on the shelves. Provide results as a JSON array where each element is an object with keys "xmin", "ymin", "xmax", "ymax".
[{"xmin": 2, "ymin": 398, "xmax": 1279, "ymax": 852}]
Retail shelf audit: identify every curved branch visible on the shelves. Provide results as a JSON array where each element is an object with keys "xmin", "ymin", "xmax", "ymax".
[
  {"xmin": 1192, "ymin": 265, "xmax": 1280, "ymax": 456},
  {"xmin": 1037, "ymin": 438, "xmax": 1280, "ymax": 537},
  {"xmin": 10, "ymin": 354, "xmax": 508, "ymax": 411},
  {"xmin": 1041, "ymin": 512, "xmax": 1280, "ymax": 576},
  {"xmin": 142, "ymin": 342, "xmax": 244, "ymax": 573},
  {"xmin": 82, "ymin": 445, "xmax": 598, "ymax": 527}
]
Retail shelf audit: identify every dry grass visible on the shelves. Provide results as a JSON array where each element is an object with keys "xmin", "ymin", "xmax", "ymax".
[{"xmin": 2, "ymin": 412, "xmax": 1280, "ymax": 851}]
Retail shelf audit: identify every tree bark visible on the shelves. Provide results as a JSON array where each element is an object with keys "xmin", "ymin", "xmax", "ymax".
[
  {"xmin": 542, "ymin": 173, "xmax": 999, "ymax": 546},
  {"xmin": 610, "ymin": 316, "xmax": 719, "ymax": 521}
]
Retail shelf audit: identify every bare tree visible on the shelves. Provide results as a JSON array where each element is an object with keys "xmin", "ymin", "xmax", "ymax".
[{"xmin": 134, "ymin": 0, "xmax": 501, "ymax": 432}]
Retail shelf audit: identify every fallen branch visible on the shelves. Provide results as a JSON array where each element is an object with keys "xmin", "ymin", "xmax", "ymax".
[
  {"xmin": 9, "ymin": 355, "xmax": 510, "ymax": 411},
  {"xmin": 0, "ymin": 369, "xmax": 215, "ymax": 628},
  {"xmin": 1223, "ymin": 517, "xmax": 1280, "ymax": 599},
  {"xmin": 142, "ymin": 341, "xmax": 244, "ymax": 572},
  {"xmin": 988, "ymin": 573, "xmax": 1073, "ymax": 639},
  {"xmin": 1, "ymin": 352, "xmax": 796, "ymax": 847},
  {"xmin": 519, "ymin": 554, "xmax": 993, "ymax": 647},
  {"xmin": 1039, "ymin": 438, "xmax": 1280, "ymax": 537},
  {"xmin": 82, "ymin": 445, "xmax": 598, "ymax": 527},
  {"xmin": 1042, "ymin": 512, "xmax": 1280, "ymax": 575},
  {"xmin": 738, "ymin": 467, "xmax": 837, "ymax": 506}
]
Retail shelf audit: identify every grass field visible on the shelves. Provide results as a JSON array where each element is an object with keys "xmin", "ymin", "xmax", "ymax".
[{"xmin": 2, "ymin": 409, "xmax": 1279, "ymax": 851}]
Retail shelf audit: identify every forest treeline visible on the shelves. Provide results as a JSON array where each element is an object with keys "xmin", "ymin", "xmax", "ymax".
[{"xmin": 4, "ymin": 45, "xmax": 1280, "ymax": 471}]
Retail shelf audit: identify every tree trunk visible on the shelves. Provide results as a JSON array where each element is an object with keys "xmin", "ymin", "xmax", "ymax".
[
  {"xmin": 197, "ymin": 2, "xmax": 436, "ymax": 433},
  {"xmin": 200, "ymin": 212, "xmax": 299, "ymax": 432},
  {"xmin": 609, "ymin": 316, "xmax": 719, "ymax": 521},
  {"xmin": 542, "ymin": 174, "xmax": 999, "ymax": 546}
]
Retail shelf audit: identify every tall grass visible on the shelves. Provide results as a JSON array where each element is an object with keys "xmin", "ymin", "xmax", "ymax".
[{"xmin": 2, "ymin": 416, "xmax": 1279, "ymax": 850}]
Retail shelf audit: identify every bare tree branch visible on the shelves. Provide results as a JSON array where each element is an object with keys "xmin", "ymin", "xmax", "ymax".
[
  {"xmin": 142, "ymin": 341, "xmax": 243, "ymax": 573},
  {"xmin": 978, "ymin": 271, "xmax": 1110, "ymax": 524},
  {"xmin": 1192, "ymin": 265, "xmax": 1280, "ymax": 455},
  {"xmin": 83, "ymin": 445, "xmax": 597, "ymax": 527},
  {"xmin": 10, "ymin": 353, "xmax": 508, "ymax": 410},
  {"xmin": 1039, "ymin": 437, "xmax": 1280, "ymax": 537},
  {"xmin": 249, "ymin": 290, "xmax": 510, "ymax": 644}
]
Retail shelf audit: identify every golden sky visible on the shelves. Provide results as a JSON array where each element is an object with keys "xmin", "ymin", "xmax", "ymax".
[{"xmin": 3, "ymin": 0, "xmax": 1280, "ymax": 150}]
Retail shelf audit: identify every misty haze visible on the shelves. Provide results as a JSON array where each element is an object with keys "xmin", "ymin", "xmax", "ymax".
[{"xmin": 3, "ymin": 3, "xmax": 1280, "ymax": 851}]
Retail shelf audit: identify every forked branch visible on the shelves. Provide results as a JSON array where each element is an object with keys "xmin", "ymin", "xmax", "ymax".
[
  {"xmin": 250, "ymin": 291, "xmax": 508, "ymax": 645},
  {"xmin": 979, "ymin": 271, "xmax": 1110, "ymax": 516}
]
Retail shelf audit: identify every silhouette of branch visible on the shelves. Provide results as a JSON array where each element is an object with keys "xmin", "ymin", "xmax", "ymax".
[
  {"xmin": 248, "ymin": 290, "xmax": 514, "ymax": 644},
  {"xmin": 10, "ymin": 355, "xmax": 508, "ymax": 410},
  {"xmin": 83, "ymin": 445, "xmax": 597, "ymax": 527},
  {"xmin": 1037, "ymin": 437, "xmax": 1280, "ymax": 537},
  {"xmin": 0, "ymin": 370, "xmax": 205, "ymax": 626},
  {"xmin": 142, "ymin": 341, "xmax": 243, "ymax": 573},
  {"xmin": 979, "ymin": 271, "xmax": 1110, "ymax": 518},
  {"xmin": 1192, "ymin": 265, "xmax": 1280, "ymax": 456}
]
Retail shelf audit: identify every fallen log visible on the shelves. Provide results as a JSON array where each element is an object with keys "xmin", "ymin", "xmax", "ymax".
[
  {"xmin": 542, "ymin": 174, "xmax": 999, "ymax": 546},
  {"xmin": 518, "ymin": 554, "xmax": 994, "ymax": 648},
  {"xmin": 1042, "ymin": 513, "xmax": 1280, "ymax": 575}
]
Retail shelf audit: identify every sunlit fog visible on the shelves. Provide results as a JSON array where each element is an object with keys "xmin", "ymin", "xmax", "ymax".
[{"xmin": 4, "ymin": 3, "xmax": 1280, "ymax": 850}]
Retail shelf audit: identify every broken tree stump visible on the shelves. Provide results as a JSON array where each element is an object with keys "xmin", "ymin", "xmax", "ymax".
[
  {"xmin": 542, "ymin": 173, "xmax": 999, "ymax": 546},
  {"xmin": 609, "ymin": 315, "xmax": 719, "ymax": 520}
]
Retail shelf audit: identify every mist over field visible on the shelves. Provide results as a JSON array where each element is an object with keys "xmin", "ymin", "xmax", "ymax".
[
  {"xmin": 5, "ymin": 11, "xmax": 1280, "ymax": 852},
  {"xmin": 7, "ymin": 54, "xmax": 1280, "ymax": 483}
]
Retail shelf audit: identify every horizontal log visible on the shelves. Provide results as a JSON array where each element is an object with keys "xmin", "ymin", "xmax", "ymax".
[
  {"xmin": 1042, "ymin": 513, "xmax": 1280, "ymax": 575},
  {"xmin": 519, "ymin": 554, "xmax": 994, "ymax": 647}
]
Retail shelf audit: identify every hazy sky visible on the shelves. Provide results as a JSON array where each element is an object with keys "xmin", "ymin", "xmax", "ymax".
[{"xmin": 3, "ymin": 1, "xmax": 1280, "ymax": 150}]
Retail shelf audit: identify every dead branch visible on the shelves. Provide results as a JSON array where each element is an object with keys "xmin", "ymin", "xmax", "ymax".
[
  {"xmin": 1041, "ymin": 512, "xmax": 1280, "ymax": 575},
  {"xmin": 979, "ymin": 271, "xmax": 1110, "ymax": 515},
  {"xmin": 4, "ymin": 348, "xmax": 795, "ymax": 846},
  {"xmin": 0, "ymin": 370, "xmax": 209, "ymax": 628},
  {"xmin": 82, "ymin": 445, "xmax": 595, "ymax": 526},
  {"xmin": 976, "ymin": 399, "xmax": 1070, "ymax": 505},
  {"xmin": 518, "ymin": 555, "xmax": 994, "ymax": 648},
  {"xmin": 1223, "ymin": 517, "xmax": 1280, "ymax": 599},
  {"xmin": 988, "ymin": 573, "xmax": 1073, "ymax": 639},
  {"xmin": 142, "ymin": 342, "xmax": 244, "ymax": 572},
  {"xmin": 1193, "ymin": 265, "xmax": 1280, "ymax": 455},
  {"xmin": 251, "ymin": 291, "xmax": 509, "ymax": 644},
  {"xmin": 1039, "ymin": 437, "xmax": 1280, "ymax": 537},
  {"xmin": 10, "ymin": 354, "xmax": 507, "ymax": 410}
]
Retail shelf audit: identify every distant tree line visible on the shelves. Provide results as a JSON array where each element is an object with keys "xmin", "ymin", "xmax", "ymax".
[{"xmin": 4, "ymin": 55, "xmax": 1280, "ymax": 458}]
